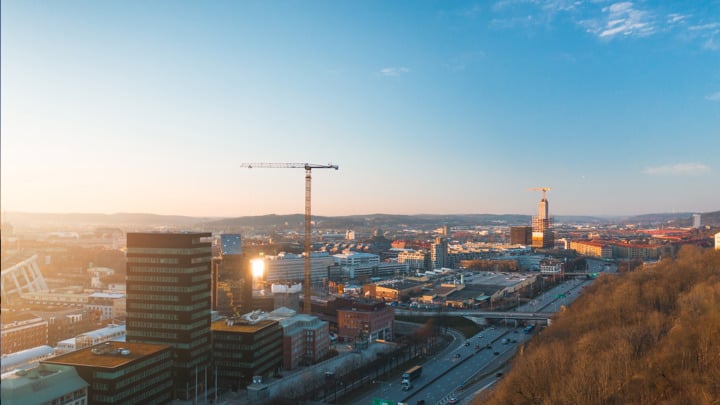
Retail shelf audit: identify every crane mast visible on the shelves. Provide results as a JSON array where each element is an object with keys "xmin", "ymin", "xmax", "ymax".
[{"xmin": 240, "ymin": 162, "xmax": 338, "ymax": 314}]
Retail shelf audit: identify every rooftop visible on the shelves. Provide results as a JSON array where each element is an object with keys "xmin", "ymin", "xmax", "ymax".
[
  {"xmin": 43, "ymin": 341, "xmax": 170, "ymax": 369},
  {"xmin": 211, "ymin": 318, "xmax": 279, "ymax": 333},
  {"xmin": 1, "ymin": 364, "xmax": 88, "ymax": 404},
  {"xmin": 447, "ymin": 284, "xmax": 502, "ymax": 300},
  {"xmin": 371, "ymin": 279, "xmax": 423, "ymax": 290},
  {"xmin": 466, "ymin": 271, "xmax": 535, "ymax": 287},
  {"xmin": 88, "ymin": 292, "xmax": 125, "ymax": 299}
]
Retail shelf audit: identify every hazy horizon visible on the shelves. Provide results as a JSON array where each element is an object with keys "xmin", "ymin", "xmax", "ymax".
[
  {"xmin": 3, "ymin": 208, "xmax": 713, "ymax": 220},
  {"xmin": 2, "ymin": 1, "xmax": 718, "ymax": 217}
]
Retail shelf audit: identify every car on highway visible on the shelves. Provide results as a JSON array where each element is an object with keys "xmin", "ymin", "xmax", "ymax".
[
  {"xmin": 493, "ymin": 351, "xmax": 499, "ymax": 355},
  {"xmin": 448, "ymin": 395, "xmax": 458, "ymax": 404}
]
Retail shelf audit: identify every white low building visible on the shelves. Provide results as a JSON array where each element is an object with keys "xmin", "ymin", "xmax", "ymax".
[
  {"xmin": 261, "ymin": 252, "xmax": 336, "ymax": 283},
  {"xmin": 333, "ymin": 251, "xmax": 380, "ymax": 268},
  {"xmin": 0, "ymin": 345, "xmax": 55, "ymax": 373},
  {"xmin": 55, "ymin": 324, "xmax": 126, "ymax": 354}
]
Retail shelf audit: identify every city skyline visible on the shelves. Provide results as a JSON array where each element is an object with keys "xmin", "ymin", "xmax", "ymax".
[{"xmin": 2, "ymin": 1, "xmax": 719, "ymax": 217}]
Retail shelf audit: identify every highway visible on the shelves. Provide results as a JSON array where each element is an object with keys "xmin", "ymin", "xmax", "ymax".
[
  {"xmin": 350, "ymin": 326, "xmax": 510, "ymax": 405},
  {"xmin": 355, "ymin": 260, "xmax": 616, "ymax": 405}
]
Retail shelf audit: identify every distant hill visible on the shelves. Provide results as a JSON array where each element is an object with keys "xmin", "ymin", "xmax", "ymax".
[
  {"xmin": 4, "ymin": 211, "xmax": 689, "ymax": 232},
  {"xmin": 4, "ymin": 212, "xmax": 216, "ymax": 229},
  {"xmin": 181, "ymin": 213, "xmax": 606, "ymax": 230},
  {"xmin": 203, "ymin": 213, "xmax": 539, "ymax": 229},
  {"xmin": 620, "ymin": 210, "xmax": 720, "ymax": 227},
  {"xmin": 669, "ymin": 210, "xmax": 720, "ymax": 227}
]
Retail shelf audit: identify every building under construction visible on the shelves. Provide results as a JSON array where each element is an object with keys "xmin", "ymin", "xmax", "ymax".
[{"xmin": 531, "ymin": 188, "xmax": 554, "ymax": 248}]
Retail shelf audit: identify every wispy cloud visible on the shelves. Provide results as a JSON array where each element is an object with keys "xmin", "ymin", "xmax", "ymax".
[
  {"xmin": 490, "ymin": 15, "xmax": 537, "ymax": 29},
  {"xmin": 643, "ymin": 163, "xmax": 710, "ymax": 175},
  {"xmin": 458, "ymin": 3, "xmax": 483, "ymax": 18},
  {"xmin": 688, "ymin": 22, "xmax": 720, "ymax": 50},
  {"xmin": 491, "ymin": 0, "xmax": 579, "ymax": 26},
  {"xmin": 587, "ymin": 2, "xmax": 655, "ymax": 38},
  {"xmin": 706, "ymin": 91, "xmax": 720, "ymax": 101},
  {"xmin": 705, "ymin": 37, "xmax": 720, "ymax": 51},
  {"xmin": 688, "ymin": 22, "xmax": 720, "ymax": 32},
  {"xmin": 543, "ymin": 0, "xmax": 582, "ymax": 13},
  {"xmin": 492, "ymin": 0, "xmax": 539, "ymax": 12},
  {"xmin": 667, "ymin": 13, "xmax": 689, "ymax": 25},
  {"xmin": 489, "ymin": 1, "xmax": 716, "ymax": 50},
  {"xmin": 379, "ymin": 67, "xmax": 410, "ymax": 77}
]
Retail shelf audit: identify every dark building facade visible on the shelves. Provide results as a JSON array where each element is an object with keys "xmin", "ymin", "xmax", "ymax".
[
  {"xmin": 43, "ymin": 341, "xmax": 173, "ymax": 405},
  {"xmin": 211, "ymin": 316, "xmax": 283, "ymax": 390},
  {"xmin": 510, "ymin": 226, "xmax": 532, "ymax": 246},
  {"xmin": 125, "ymin": 232, "xmax": 212, "ymax": 401},
  {"xmin": 215, "ymin": 234, "xmax": 253, "ymax": 316}
]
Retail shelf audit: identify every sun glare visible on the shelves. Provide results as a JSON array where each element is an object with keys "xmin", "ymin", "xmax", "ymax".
[{"xmin": 251, "ymin": 259, "xmax": 264, "ymax": 278}]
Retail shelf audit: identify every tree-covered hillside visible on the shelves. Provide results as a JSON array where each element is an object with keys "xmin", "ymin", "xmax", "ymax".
[{"xmin": 482, "ymin": 246, "xmax": 720, "ymax": 405}]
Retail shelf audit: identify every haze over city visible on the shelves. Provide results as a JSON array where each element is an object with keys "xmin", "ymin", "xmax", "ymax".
[{"xmin": 2, "ymin": 1, "xmax": 719, "ymax": 217}]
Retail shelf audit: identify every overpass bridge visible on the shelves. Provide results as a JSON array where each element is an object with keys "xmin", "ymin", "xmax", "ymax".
[{"xmin": 394, "ymin": 309, "xmax": 554, "ymax": 324}]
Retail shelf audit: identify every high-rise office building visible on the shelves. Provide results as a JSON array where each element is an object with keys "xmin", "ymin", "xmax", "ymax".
[
  {"xmin": 431, "ymin": 237, "xmax": 449, "ymax": 270},
  {"xmin": 125, "ymin": 232, "xmax": 212, "ymax": 401},
  {"xmin": 693, "ymin": 214, "xmax": 702, "ymax": 229},
  {"xmin": 531, "ymin": 193, "xmax": 554, "ymax": 248}
]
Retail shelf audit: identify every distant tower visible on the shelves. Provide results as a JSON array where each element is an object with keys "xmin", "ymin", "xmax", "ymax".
[
  {"xmin": 530, "ymin": 187, "xmax": 554, "ymax": 248},
  {"xmin": 442, "ymin": 224, "xmax": 449, "ymax": 237},
  {"xmin": 693, "ymin": 214, "xmax": 702, "ymax": 229},
  {"xmin": 126, "ymin": 232, "xmax": 212, "ymax": 401}
]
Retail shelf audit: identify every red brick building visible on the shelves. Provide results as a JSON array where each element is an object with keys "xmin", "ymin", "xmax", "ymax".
[
  {"xmin": 268, "ymin": 308, "xmax": 330, "ymax": 370},
  {"xmin": 1, "ymin": 312, "xmax": 48, "ymax": 355},
  {"xmin": 336, "ymin": 298, "xmax": 394, "ymax": 344}
]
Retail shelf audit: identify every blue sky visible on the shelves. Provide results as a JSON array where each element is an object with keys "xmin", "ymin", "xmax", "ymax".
[{"xmin": 2, "ymin": 0, "xmax": 719, "ymax": 217}]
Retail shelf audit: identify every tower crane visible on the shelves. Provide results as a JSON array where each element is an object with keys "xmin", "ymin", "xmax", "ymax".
[
  {"xmin": 240, "ymin": 163, "xmax": 339, "ymax": 314},
  {"xmin": 529, "ymin": 187, "xmax": 551, "ymax": 200}
]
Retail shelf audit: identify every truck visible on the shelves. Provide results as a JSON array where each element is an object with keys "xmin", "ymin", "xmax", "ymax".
[
  {"xmin": 401, "ymin": 365, "xmax": 422, "ymax": 390},
  {"xmin": 524, "ymin": 324, "xmax": 535, "ymax": 334}
]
